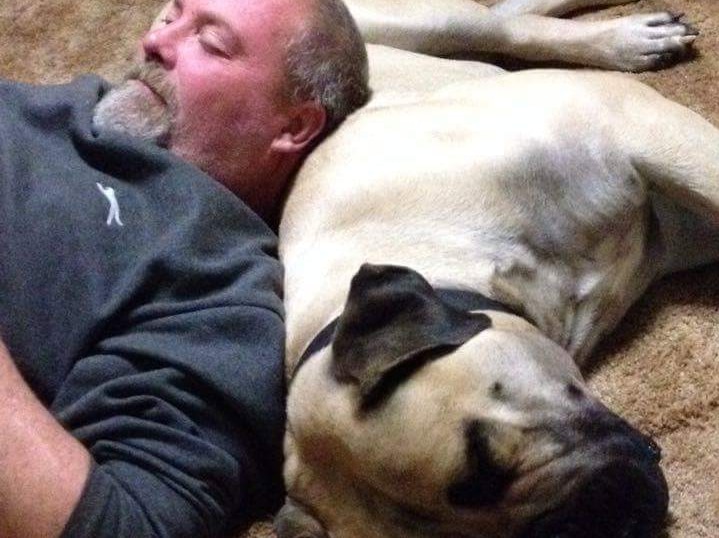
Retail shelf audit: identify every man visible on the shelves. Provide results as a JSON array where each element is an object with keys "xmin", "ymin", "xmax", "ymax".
[{"xmin": 0, "ymin": 1, "xmax": 369, "ymax": 537}]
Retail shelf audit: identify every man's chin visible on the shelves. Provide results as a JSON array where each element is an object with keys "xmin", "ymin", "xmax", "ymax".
[{"xmin": 93, "ymin": 80, "xmax": 172, "ymax": 146}]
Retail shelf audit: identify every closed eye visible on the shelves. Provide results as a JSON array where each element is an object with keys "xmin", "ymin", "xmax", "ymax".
[
  {"xmin": 198, "ymin": 30, "xmax": 231, "ymax": 57},
  {"xmin": 161, "ymin": 0, "xmax": 181, "ymax": 25}
]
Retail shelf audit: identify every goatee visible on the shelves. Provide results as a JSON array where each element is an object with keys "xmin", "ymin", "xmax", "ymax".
[{"xmin": 93, "ymin": 62, "xmax": 177, "ymax": 147}]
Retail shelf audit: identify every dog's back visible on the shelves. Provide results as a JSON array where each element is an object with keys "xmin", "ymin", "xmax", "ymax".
[{"xmin": 281, "ymin": 61, "xmax": 666, "ymax": 366}]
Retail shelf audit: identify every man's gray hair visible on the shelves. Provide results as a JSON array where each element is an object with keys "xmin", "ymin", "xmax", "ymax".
[{"xmin": 285, "ymin": 0, "xmax": 371, "ymax": 135}]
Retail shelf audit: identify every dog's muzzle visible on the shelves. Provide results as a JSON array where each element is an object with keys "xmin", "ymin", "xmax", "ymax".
[{"xmin": 521, "ymin": 410, "xmax": 668, "ymax": 538}]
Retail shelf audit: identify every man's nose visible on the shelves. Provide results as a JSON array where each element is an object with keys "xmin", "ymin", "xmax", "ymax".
[{"xmin": 141, "ymin": 24, "xmax": 178, "ymax": 68}]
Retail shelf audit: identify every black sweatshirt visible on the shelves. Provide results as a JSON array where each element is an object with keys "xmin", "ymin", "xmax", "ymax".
[{"xmin": 0, "ymin": 75, "xmax": 286, "ymax": 537}]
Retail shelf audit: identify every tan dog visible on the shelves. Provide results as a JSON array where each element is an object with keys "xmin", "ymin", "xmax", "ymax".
[{"xmin": 276, "ymin": 1, "xmax": 715, "ymax": 537}]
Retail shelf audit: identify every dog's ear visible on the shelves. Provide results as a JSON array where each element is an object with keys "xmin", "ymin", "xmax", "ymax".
[
  {"xmin": 275, "ymin": 498, "xmax": 328, "ymax": 538},
  {"xmin": 332, "ymin": 264, "xmax": 491, "ymax": 407}
]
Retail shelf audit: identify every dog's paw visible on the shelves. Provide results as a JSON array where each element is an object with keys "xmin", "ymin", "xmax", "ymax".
[{"xmin": 592, "ymin": 12, "xmax": 698, "ymax": 72}]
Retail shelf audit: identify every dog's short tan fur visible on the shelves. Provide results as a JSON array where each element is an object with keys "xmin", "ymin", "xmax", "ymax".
[{"xmin": 277, "ymin": 1, "xmax": 716, "ymax": 537}]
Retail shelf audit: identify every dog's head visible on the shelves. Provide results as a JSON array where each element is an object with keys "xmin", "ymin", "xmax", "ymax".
[{"xmin": 279, "ymin": 264, "xmax": 668, "ymax": 538}]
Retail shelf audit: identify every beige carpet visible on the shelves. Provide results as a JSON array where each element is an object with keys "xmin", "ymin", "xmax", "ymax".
[{"xmin": 1, "ymin": 1, "xmax": 716, "ymax": 537}]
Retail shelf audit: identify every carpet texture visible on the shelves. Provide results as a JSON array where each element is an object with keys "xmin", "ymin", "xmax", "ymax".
[{"xmin": 1, "ymin": 1, "xmax": 716, "ymax": 537}]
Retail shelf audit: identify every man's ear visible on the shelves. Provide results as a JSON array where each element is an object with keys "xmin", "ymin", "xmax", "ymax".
[{"xmin": 271, "ymin": 101, "xmax": 327, "ymax": 154}]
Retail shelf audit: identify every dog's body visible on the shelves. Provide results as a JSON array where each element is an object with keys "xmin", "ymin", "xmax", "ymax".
[
  {"xmin": 283, "ymin": 58, "xmax": 719, "ymax": 366},
  {"xmin": 276, "ymin": 1, "xmax": 716, "ymax": 537}
]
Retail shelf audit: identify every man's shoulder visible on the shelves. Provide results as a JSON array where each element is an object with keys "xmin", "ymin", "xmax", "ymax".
[
  {"xmin": 0, "ymin": 74, "xmax": 108, "ymax": 111},
  {"xmin": 0, "ymin": 72, "xmax": 283, "ymax": 321}
]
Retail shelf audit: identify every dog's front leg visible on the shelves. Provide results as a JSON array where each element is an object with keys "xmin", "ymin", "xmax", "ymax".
[
  {"xmin": 345, "ymin": 0, "xmax": 696, "ymax": 71},
  {"xmin": 613, "ymin": 77, "xmax": 719, "ymax": 270},
  {"xmin": 344, "ymin": 0, "xmax": 490, "ymax": 55},
  {"xmin": 491, "ymin": 0, "xmax": 638, "ymax": 18},
  {"xmin": 615, "ymin": 79, "xmax": 719, "ymax": 220},
  {"xmin": 485, "ymin": 10, "xmax": 697, "ymax": 71}
]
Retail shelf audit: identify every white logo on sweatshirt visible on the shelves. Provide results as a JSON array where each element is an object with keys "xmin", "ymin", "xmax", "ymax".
[{"xmin": 96, "ymin": 183, "xmax": 124, "ymax": 227}]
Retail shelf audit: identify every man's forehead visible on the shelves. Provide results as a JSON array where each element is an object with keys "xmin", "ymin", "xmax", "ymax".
[
  {"xmin": 154, "ymin": 0, "xmax": 311, "ymax": 41},
  {"xmin": 158, "ymin": 0, "xmax": 309, "ymax": 21}
]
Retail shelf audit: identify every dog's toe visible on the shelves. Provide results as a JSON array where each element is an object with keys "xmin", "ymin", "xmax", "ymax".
[
  {"xmin": 644, "ymin": 12, "xmax": 699, "ymax": 37},
  {"xmin": 643, "ymin": 52, "xmax": 680, "ymax": 71},
  {"xmin": 643, "ymin": 11, "xmax": 679, "ymax": 27},
  {"xmin": 648, "ymin": 22, "xmax": 699, "ymax": 39},
  {"xmin": 641, "ymin": 18, "xmax": 698, "ymax": 70},
  {"xmin": 617, "ymin": 12, "xmax": 699, "ymax": 72}
]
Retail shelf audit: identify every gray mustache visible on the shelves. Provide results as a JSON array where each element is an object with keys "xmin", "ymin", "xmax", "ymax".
[{"xmin": 125, "ymin": 62, "xmax": 178, "ymax": 112}]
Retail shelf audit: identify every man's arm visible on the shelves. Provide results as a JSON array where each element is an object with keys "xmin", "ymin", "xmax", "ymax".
[
  {"xmin": 0, "ymin": 340, "xmax": 90, "ymax": 538},
  {"xmin": 0, "ymin": 300, "xmax": 284, "ymax": 538}
]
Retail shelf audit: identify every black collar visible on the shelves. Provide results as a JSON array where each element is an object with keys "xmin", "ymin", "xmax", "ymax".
[{"xmin": 291, "ymin": 287, "xmax": 518, "ymax": 380}]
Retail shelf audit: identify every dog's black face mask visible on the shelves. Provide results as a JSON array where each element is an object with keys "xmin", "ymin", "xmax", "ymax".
[{"xmin": 281, "ymin": 264, "xmax": 668, "ymax": 538}]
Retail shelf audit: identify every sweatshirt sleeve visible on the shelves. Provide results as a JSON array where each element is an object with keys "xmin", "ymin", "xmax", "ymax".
[{"xmin": 53, "ymin": 303, "xmax": 286, "ymax": 538}]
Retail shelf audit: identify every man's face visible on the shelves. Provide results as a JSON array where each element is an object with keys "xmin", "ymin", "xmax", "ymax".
[{"xmin": 94, "ymin": 0, "xmax": 310, "ymax": 196}]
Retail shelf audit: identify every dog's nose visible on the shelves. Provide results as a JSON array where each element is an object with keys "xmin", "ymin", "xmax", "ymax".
[
  {"xmin": 573, "ymin": 405, "xmax": 662, "ymax": 463},
  {"xmin": 634, "ymin": 430, "xmax": 662, "ymax": 463},
  {"xmin": 522, "ymin": 406, "xmax": 669, "ymax": 537},
  {"xmin": 522, "ymin": 458, "xmax": 669, "ymax": 538}
]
